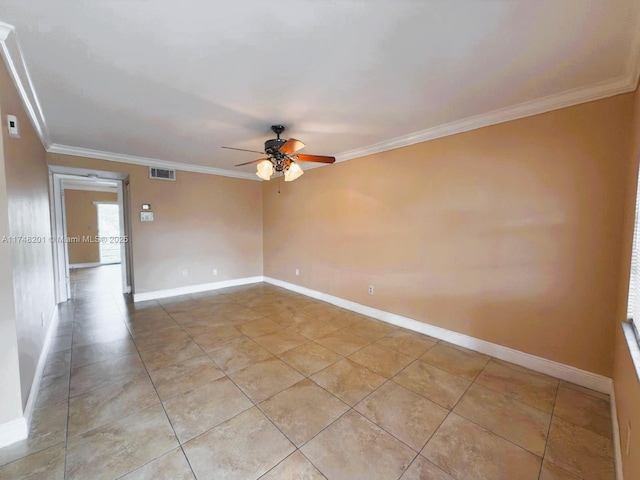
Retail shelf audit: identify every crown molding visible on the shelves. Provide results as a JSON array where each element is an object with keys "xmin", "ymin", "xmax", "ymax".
[
  {"xmin": 47, "ymin": 143, "xmax": 259, "ymax": 180},
  {"xmin": 335, "ymin": 75, "xmax": 636, "ymax": 162},
  {"xmin": 0, "ymin": 21, "xmax": 51, "ymax": 148}
]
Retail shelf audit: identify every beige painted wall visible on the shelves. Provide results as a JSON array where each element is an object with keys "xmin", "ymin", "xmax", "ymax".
[
  {"xmin": 264, "ymin": 94, "xmax": 633, "ymax": 376},
  {"xmin": 612, "ymin": 85, "xmax": 640, "ymax": 479},
  {"xmin": 47, "ymin": 154, "xmax": 263, "ymax": 293},
  {"xmin": 0, "ymin": 60, "xmax": 56, "ymax": 410},
  {"xmin": 64, "ymin": 189, "xmax": 118, "ymax": 264}
]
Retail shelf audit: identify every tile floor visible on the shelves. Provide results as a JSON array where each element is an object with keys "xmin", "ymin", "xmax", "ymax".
[{"xmin": 0, "ymin": 265, "xmax": 615, "ymax": 480}]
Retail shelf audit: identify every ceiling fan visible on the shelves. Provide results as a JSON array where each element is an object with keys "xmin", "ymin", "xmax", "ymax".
[{"xmin": 222, "ymin": 125, "xmax": 335, "ymax": 181}]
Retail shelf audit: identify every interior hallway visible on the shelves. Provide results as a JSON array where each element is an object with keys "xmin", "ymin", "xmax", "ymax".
[{"xmin": 0, "ymin": 265, "xmax": 616, "ymax": 479}]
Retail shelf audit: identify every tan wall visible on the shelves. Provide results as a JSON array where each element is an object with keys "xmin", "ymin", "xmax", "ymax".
[
  {"xmin": 264, "ymin": 94, "xmax": 633, "ymax": 376},
  {"xmin": 613, "ymin": 85, "xmax": 640, "ymax": 479},
  {"xmin": 47, "ymin": 154, "xmax": 263, "ymax": 293},
  {"xmin": 0, "ymin": 60, "xmax": 56, "ymax": 410},
  {"xmin": 64, "ymin": 190, "xmax": 118, "ymax": 264}
]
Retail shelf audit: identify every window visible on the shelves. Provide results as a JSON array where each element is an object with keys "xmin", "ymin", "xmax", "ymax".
[{"xmin": 625, "ymin": 173, "xmax": 640, "ymax": 381}]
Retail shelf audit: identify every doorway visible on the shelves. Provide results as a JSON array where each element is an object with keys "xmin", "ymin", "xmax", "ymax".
[
  {"xmin": 96, "ymin": 203, "xmax": 122, "ymax": 264},
  {"xmin": 49, "ymin": 165, "xmax": 132, "ymax": 303}
]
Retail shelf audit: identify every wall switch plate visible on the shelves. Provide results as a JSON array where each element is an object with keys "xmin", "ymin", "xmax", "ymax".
[
  {"xmin": 368, "ymin": 285, "xmax": 374, "ymax": 295},
  {"xmin": 182, "ymin": 269, "xmax": 188, "ymax": 277},
  {"xmin": 295, "ymin": 269, "xmax": 300, "ymax": 276},
  {"xmin": 140, "ymin": 211, "xmax": 154, "ymax": 222},
  {"xmin": 213, "ymin": 268, "xmax": 218, "ymax": 276},
  {"xmin": 40, "ymin": 312, "xmax": 45, "ymax": 328},
  {"xmin": 7, "ymin": 115, "xmax": 19, "ymax": 138}
]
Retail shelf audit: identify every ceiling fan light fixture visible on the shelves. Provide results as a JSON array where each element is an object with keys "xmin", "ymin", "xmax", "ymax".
[
  {"xmin": 256, "ymin": 159, "xmax": 274, "ymax": 181},
  {"xmin": 284, "ymin": 161, "xmax": 304, "ymax": 182}
]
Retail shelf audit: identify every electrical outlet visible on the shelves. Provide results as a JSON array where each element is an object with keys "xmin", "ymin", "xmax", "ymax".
[
  {"xmin": 182, "ymin": 269, "xmax": 188, "ymax": 277},
  {"xmin": 368, "ymin": 285, "xmax": 374, "ymax": 295},
  {"xmin": 295, "ymin": 269, "xmax": 300, "ymax": 276},
  {"xmin": 213, "ymin": 268, "xmax": 218, "ymax": 276},
  {"xmin": 626, "ymin": 421, "xmax": 632, "ymax": 456}
]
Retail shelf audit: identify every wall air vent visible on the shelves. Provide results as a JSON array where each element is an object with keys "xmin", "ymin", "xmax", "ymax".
[{"xmin": 149, "ymin": 167, "xmax": 176, "ymax": 181}]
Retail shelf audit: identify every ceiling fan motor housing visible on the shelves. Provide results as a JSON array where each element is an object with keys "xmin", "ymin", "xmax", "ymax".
[{"xmin": 264, "ymin": 138, "xmax": 286, "ymax": 155}]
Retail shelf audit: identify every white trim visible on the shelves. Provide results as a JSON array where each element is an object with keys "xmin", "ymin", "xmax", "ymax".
[
  {"xmin": 65, "ymin": 185, "xmax": 117, "ymax": 193},
  {"xmin": 23, "ymin": 308, "xmax": 58, "ymax": 426},
  {"xmin": 0, "ymin": 22, "xmax": 51, "ymax": 148},
  {"xmin": 610, "ymin": 381, "xmax": 624, "ymax": 480},
  {"xmin": 133, "ymin": 276, "xmax": 264, "ymax": 302},
  {"xmin": 263, "ymin": 276, "xmax": 613, "ymax": 394},
  {"xmin": 69, "ymin": 262, "xmax": 102, "ymax": 269},
  {"xmin": 335, "ymin": 76, "xmax": 635, "ymax": 163},
  {"xmin": 0, "ymin": 417, "xmax": 27, "ymax": 449},
  {"xmin": 47, "ymin": 143, "xmax": 259, "ymax": 181}
]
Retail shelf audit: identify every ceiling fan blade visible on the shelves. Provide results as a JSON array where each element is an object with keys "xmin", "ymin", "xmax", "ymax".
[
  {"xmin": 235, "ymin": 158, "xmax": 268, "ymax": 167},
  {"xmin": 279, "ymin": 138, "xmax": 305, "ymax": 155},
  {"xmin": 222, "ymin": 146, "xmax": 265, "ymax": 154},
  {"xmin": 295, "ymin": 154, "xmax": 336, "ymax": 164}
]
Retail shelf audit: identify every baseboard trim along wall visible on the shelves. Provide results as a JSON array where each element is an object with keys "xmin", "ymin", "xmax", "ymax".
[
  {"xmin": 0, "ymin": 418, "xmax": 27, "ymax": 449},
  {"xmin": 69, "ymin": 262, "xmax": 101, "ymax": 269},
  {"xmin": 263, "ymin": 276, "xmax": 613, "ymax": 394},
  {"xmin": 23, "ymin": 307, "xmax": 59, "ymax": 426},
  {"xmin": 609, "ymin": 384, "xmax": 624, "ymax": 480},
  {"xmin": 0, "ymin": 306, "xmax": 58, "ymax": 448},
  {"xmin": 133, "ymin": 276, "xmax": 264, "ymax": 302}
]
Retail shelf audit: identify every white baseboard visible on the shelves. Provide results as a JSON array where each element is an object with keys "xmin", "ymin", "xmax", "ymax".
[
  {"xmin": 264, "ymin": 276, "xmax": 613, "ymax": 394},
  {"xmin": 69, "ymin": 262, "xmax": 101, "ymax": 269},
  {"xmin": 23, "ymin": 307, "xmax": 59, "ymax": 426},
  {"xmin": 610, "ymin": 382, "xmax": 624, "ymax": 480},
  {"xmin": 133, "ymin": 276, "xmax": 264, "ymax": 302},
  {"xmin": 0, "ymin": 417, "xmax": 27, "ymax": 449}
]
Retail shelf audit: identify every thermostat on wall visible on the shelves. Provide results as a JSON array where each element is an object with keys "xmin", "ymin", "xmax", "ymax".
[
  {"xmin": 7, "ymin": 115, "xmax": 19, "ymax": 138},
  {"xmin": 142, "ymin": 204, "xmax": 151, "ymax": 210},
  {"xmin": 140, "ymin": 211, "xmax": 154, "ymax": 222}
]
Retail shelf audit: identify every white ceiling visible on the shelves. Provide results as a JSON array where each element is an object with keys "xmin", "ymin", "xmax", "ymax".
[{"xmin": 1, "ymin": 1, "xmax": 639, "ymax": 178}]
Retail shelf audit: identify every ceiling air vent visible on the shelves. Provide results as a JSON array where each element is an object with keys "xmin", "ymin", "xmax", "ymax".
[{"xmin": 149, "ymin": 167, "xmax": 176, "ymax": 181}]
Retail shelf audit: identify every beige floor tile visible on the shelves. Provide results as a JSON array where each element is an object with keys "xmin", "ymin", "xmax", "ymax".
[
  {"xmin": 545, "ymin": 416, "xmax": 614, "ymax": 480},
  {"xmin": 231, "ymin": 357, "xmax": 305, "ymax": 403},
  {"xmin": 0, "ymin": 401, "xmax": 68, "ymax": 467},
  {"xmin": 65, "ymin": 404, "xmax": 178, "ymax": 480},
  {"xmin": 219, "ymin": 307, "xmax": 266, "ymax": 324},
  {"xmin": 270, "ymin": 310, "xmax": 316, "ymax": 328},
  {"xmin": 35, "ymin": 371, "xmax": 70, "ymax": 408},
  {"xmin": 72, "ymin": 324, "xmax": 130, "ymax": 348},
  {"xmin": 261, "ymin": 451, "xmax": 326, "ymax": 479},
  {"xmin": 393, "ymin": 361, "xmax": 470, "ymax": 409},
  {"xmin": 208, "ymin": 338, "xmax": 273, "ymax": 373},
  {"xmin": 301, "ymin": 410, "xmax": 415, "ymax": 480},
  {"xmin": 345, "ymin": 319, "xmax": 397, "ymax": 341},
  {"xmin": 191, "ymin": 325, "xmax": 246, "ymax": 352},
  {"xmin": 300, "ymin": 302, "xmax": 344, "ymax": 319},
  {"xmin": 400, "ymin": 455, "xmax": 454, "ymax": 480},
  {"xmin": 164, "ymin": 376, "xmax": 253, "ymax": 443},
  {"xmin": 260, "ymin": 379, "xmax": 349, "ymax": 446},
  {"xmin": 70, "ymin": 353, "xmax": 146, "ymax": 396},
  {"xmin": 422, "ymin": 413, "xmax": 541, "ymax": 480},
  {"xmin": 119, "ymin": 448, "xmax": 195, "ymax": 480},
  {"xmin": 539, "ymin": 460, "xmax": 583, "ymax": 480},
  {"xmin": 453, "ymin": 383, "xmax": 550, "ymax": 456},
  {"xmin": 236, "ymin": 317, "xmax": 283, "ymax": 337},
  {"xmin": 183, "ymin": 407, "xmax": 295, "ymax": 480},
  {"xmin": 356, "ymin": 381, "xmax": 448, "ymax": 451},
  {"xmin": 139, "ymin": 339, "xmax": 204, "ymax": 371},
  {"xmin": 0, "ymin": 443, "xmax": 65, "ymax": 480},
  {"xmin": 149, "ymin": 354, "xmax": 225, "ymax": 400},
  {"xmin": 134, "ymin": 326, "xmax": 191, "ymax": 350},
  {"xmin": 559, "ymin": 381, "xmax": 610, "ymax": 402},
  {"xmin": 290, "ymin": 317, "xmax": 344, "ymax": 339},
  {"xmin": 71, "ymin": 337, "xmax": 138, "ymax": 368},
  {"xmin": 420, "ymin": 344, "xmax": 489, "ymax": 381},
  {"xmin": 349, "ymin": 344, "xmax": 414, "ymax": 378},
  {"xmin": 376, "ymin": 330, "xmax": 438, "ymax": 358},
  {"xmin": 253, "ymin": 328, "xmax": 309, "ymax": 354},
  {"xmin": 43, "ymin": 350, "xmax": 71, "ymax": 377},
  {"xmin": 278, "ymin": 342, "xmax": 342, "ymax": 376},
  {"xmin": 315, "ymin": 329, "xmax": 372, "ymax": 356},
  {"xmin": 553, "ymin": 384, "xmax": 612, "ymax": 438},
  {"xmin": 68, "ymin": 375, "xmax": 159, "ymax": 437},
  {"xmin": 474, "ymin": 360, "xmax": 558, "ymax": 412},
  {"xmin": 310, "ymin": 358, "xmax": 386, "ymax": 406}
]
